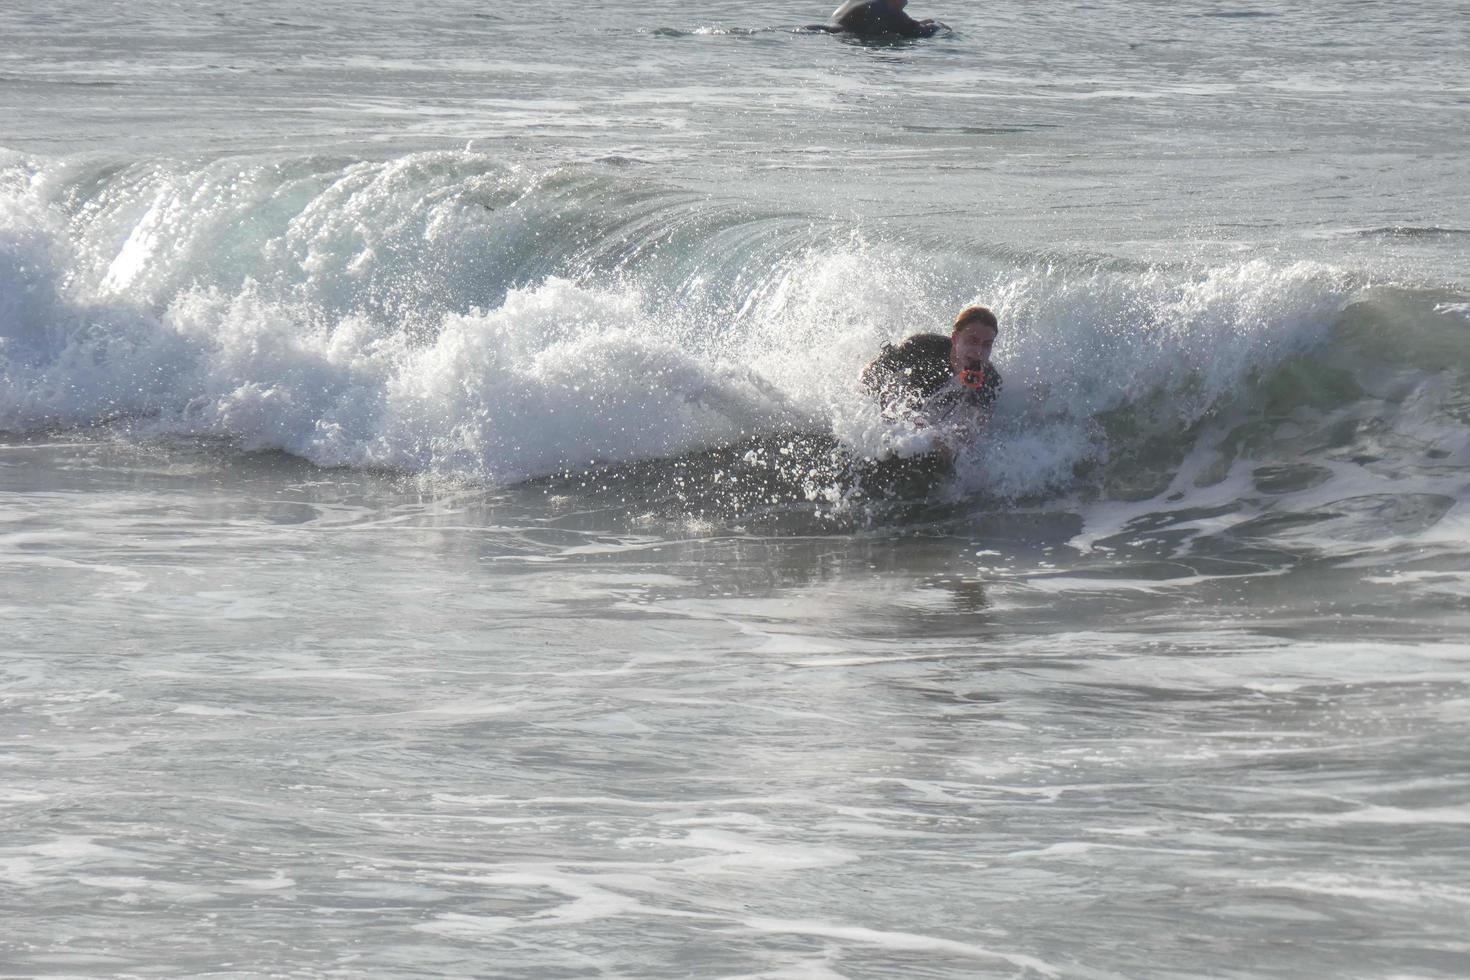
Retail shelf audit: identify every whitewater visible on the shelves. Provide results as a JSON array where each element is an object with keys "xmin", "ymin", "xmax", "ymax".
[{"xmin": 3, "ymin": 1, "xmax": 1469, "ymax": 977}]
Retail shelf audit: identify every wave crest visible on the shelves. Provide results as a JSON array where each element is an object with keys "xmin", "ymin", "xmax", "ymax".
[{"xmin": 3, "ymin": 150, "xmax": 1466, "ymax": 509}]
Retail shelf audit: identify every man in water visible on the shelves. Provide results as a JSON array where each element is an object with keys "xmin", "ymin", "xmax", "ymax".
[
  {"xmin": 863, "ymin": 305, "xmax": 1002, "ymax": 429},
  {"xmin": 812, "ymin": 0, "xmax": 942, "ymax": 38},
  {"xmin": 858, "ymin": 305, "xmax": 1003, "ymax": 492}
]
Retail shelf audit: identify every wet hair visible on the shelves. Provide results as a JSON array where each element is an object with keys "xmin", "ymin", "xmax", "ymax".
[
  {"xmin": 951, "ymin": 305, "xmax": 999, "ymax": 336},
  {"xmin": 862, "ymin": 332, "xmax": 952, "ymax": 408}
]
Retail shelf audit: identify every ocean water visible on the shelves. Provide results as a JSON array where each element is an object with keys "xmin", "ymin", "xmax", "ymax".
[{"xmin": 3, "ymin": 1, "xmax": 1469, "ymax": 977}]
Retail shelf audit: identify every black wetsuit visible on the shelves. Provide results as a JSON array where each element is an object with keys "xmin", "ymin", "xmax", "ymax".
[
  {"xmin": 861, "ymin": 333, "xmax": 952, "ymax": 419},
  {"xmin": 817, "ymin": 0, "xmax": 938, "ymax": 38}
]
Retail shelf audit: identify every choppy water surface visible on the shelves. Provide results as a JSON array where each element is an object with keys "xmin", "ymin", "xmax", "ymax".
[
  {"xmin": 5, "ymin": 439, "xmax": 1468, "ymax": 978},
  {"xmin": 3, "ymin": 0, "xmax": 1469, "ymax": 977}
]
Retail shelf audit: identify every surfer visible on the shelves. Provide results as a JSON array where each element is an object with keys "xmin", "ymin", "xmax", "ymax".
[
  {"xmin": 809, "ymin": 0, "xmax": 943, "ymax": 38},
  {"xmin": 863, "ymin": 305, "xmax": 1002, "ymax": 430},
  {"xmin": 858, "ymin": 306, "xmax": 1002, "ymax": 493}
]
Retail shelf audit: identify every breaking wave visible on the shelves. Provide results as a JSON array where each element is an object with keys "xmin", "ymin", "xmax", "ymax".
[{"xmin": 2, "ymin": 149, "xmax": 1467, "ymax": 523}]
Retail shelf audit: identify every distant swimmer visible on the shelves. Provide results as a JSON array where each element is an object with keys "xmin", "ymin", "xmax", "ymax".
[{"xmin": 810, "ymin": 0, "xmax": 944, "ymax": 38}]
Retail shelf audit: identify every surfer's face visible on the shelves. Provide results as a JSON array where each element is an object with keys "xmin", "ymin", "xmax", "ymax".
[{"xmin": 951, "ymin": 323, "xmax": 997, "ymax": 372}]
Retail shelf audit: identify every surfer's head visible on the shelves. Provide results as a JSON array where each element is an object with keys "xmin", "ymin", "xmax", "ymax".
[{"xmin": 950, "ymin": 305, "xmax": 998, "ymax": 382}]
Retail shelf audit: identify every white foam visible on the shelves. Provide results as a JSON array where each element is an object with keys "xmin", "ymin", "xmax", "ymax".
[
  {"xmin": 739, "ymin": 917, "xmax": 1059, "ymax": 976},
  {"xmin": 413, "ymin": 868, "xmax": 658, "ymax": 937},
  {"xmin": 1227, "ymin": 873, "xmax": 1470, "ymax": 909},
  {"xmin": 171, "ymin": 704, "xmax": 251, "ymax": 717},
  {"xmin": 1291, "ymin": 805, "xmax": 1470, "ymax": 827},
  {"xmin": 77, "ymin": 875, "xmax": 220, "ymax": 902},
  {"xmin": 660, "ymin": 828, "xmax": 859, "ymax": 875}
]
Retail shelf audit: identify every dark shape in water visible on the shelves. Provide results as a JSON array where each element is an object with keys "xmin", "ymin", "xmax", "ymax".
[
  {"xmin": 530, "ymin": 429, "xmax": 950, "ymax": 522},
  {"xmin": 806, "ymin": 0, "xmax": 945, "ymax": 38}
]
